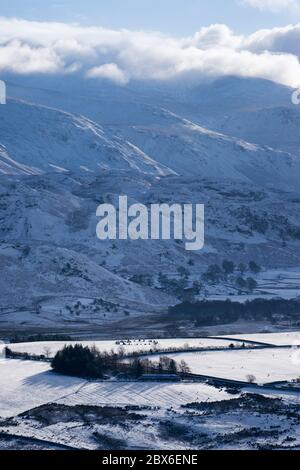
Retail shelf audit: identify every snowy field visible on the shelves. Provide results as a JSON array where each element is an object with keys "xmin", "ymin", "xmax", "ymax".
[
  {"xmin": 149, "ymin": 348, "xmax": 300, "ymax": 384},
  {"xmin": 2, "ymin": 335, "xmax": 300, "ymax": 422},
  {"xmin": 256, "ymin": 268, "xmax": 300, "ymax": 299},
  {"xmin": 1, "ymin": 345, "xmax": 300, "ymax": 450},
  {"xmin": 0, "ymin": 356, "xmax": 232, "ymax": 420},
  {"xmin": 56, "ymin": 381, "xmax": 230, "ymax": 409},
  {"xmin": 7, "ymin": 337, "xmax": 245, "ymax": 357},
  {"xmin": 0, "ymin": 359, "xmax": 86, "ymax": 418},
  {"xmin": 207, "ymin": 268, "xmax": 300, "ymax": 302},
  {"xmin": 220, "ymin": 331, "xmax": 300, "ymax": 346}
]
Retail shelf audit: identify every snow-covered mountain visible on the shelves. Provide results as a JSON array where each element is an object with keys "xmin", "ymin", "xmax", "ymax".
[
  {"xmin": 114, "ymin": 109, "xmax": 300, "ymax": 189},
  {"xmin": 1, "ymin": 96, "xmax": 300, "ymax": 190},
  {"xmin": 214, "ymin": 106, "xmax": 300, "ymax": 157},
  {"xmin": 1, "ymin": 168, "xmax": 300, "ymax": 327},
  {"xmin": 1, "ymin": 75, "xmax": 300, "ymax": 328},
  {"xmin": 0, "ymin": 99, "xmax": 172, "ymax": 176}
]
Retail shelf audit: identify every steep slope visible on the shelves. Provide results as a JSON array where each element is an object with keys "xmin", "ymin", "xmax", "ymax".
[
  {"xmin": 115, "ymin": 110, "xmax": 300, "ymax": 189},
  {"xmin": 1, "ymin": 78, "xmax": 300, "ymax": 329},
  {"xmin": 0, "ymin": 171, "xmax": 174, "ymax": 326},
  {"xmin": 216, "ymin": 106, "xmax": 300, "ymax": 157},
  {"xmin": 7, "ymin": 82, "xmax": 300, "ymax": 189},
  {"xmin": 1, "ymin": 170, "xmax": 300, "ymax": 328},
  {"xmin": 0, "ymin": 99, "xmax": 172, "ymax": 176}
]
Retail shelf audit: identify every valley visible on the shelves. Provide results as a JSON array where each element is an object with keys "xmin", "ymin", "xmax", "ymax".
[{"xmin": 1, "ymin": 75, "xmax": 300, "ymax": 451}]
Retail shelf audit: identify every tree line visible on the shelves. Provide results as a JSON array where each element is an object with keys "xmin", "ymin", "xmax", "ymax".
[
  {"xmin": 169, "ymin": 298, "xmax": 300, "ymax": 326},
  {"xmin": 51, "ymin": 344, "xmax": 190, "ymax": 379}
]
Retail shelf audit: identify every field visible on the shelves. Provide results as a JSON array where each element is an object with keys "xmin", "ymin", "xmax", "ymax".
[
  {"xmin": 1, "ymin": 357, "xmax": 300, "ymax": 449},
  {"xmin": 56, "ymin": 381, "xmax": 230, "ymax": 408},
  {"xmin": 1, "ymin": 333, "xmax": 300, "ymax": 449},
  {"xmin": 220, "ymin": 331, "xmax": 300, "ymax": 346},
  {"xmin": 146, "ymin": 348, "xmax": 300, "ymax": 384},
  {"xmin": 256, "ymin": 268, "xmax": 300, "ymax": 300},
  {"xmin": 0, "ymin": 359, "xmax": 85, "ymax": 418},
  {"xmin": 7, "ymin": 337, "xmax": 247, "ymax": 357}
]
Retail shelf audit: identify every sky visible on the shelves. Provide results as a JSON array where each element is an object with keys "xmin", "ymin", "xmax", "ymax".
[
  {"xmin": 1, "ymin": 0, "xmax": 300, "ymax": 35},
  {"xmin": 1, "ymin": 0, "xmax": 300, "ymax": 88}
]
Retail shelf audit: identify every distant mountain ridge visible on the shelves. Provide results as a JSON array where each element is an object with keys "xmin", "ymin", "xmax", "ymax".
[{"xmin": 1, "ymin": 93, "xmax": 300, "ymax": 190}]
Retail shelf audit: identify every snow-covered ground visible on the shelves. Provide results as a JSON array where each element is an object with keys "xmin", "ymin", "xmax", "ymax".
[
  {"xmin": 255, "ymin": 268, "xmax": 300, "ymax": 299},
  {"xmin": 220, "ymin": 331, "xmax": 300, "ymax": 346},
  {"xmin": 1, "ymin": 76, "xmax": 300, "ymax": 448},
  {"xmin": 151, "ymin": 348, "xmax": 300, "ymax": 384},
  {"xmin": 56, "ymin": 381, "xmax": 230, "ymax": 409},
  {"xmin": 7, "ymin": 337, "xmax": 247, "ymax": 357},
  {"xmin": 206, "ymin": 268, "xmax": 300, "ymax": 301},
  {"xmin": 1, "ymin": 86, "xmax": 300, "ymax": 328},
  {"xmin": 3, "ymin": 333, "xmax": 300, "ymax": 422},
  {"xmin": 0, "ymin": 359, "xmax": 86, "ymax": 418},
  {"xmin": 1, "ymin": 338, "xmax": 300, "ymax": 449}
]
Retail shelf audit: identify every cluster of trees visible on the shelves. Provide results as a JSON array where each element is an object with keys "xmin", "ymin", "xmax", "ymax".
[
  {"xmin": 236, "ymin": 277, "xmax": 257, "ymax": 291},
  {"xmin": 235, "ymin": 205, "xmax": 300, "ymax": 242},
  {"xmin": 202, "ymin": 260, "xmax": 261, "ymax": 290},
  {"xmin": 8, "ymin": 334, "xmax": 72, "ymax": 344},
  {"xmin": 169, "ymin": 298, "xmax": 300, "ymax": 326},
  {"xmin": 60, "ymin": 261, "xmax": 90, "ymax": 282},
  {"xmin": 155, "ymin": 259, "xmax": 262, "ymax": 300},
  {"xmin": 130, "ymin": 274, "xmax": 153, "ymax": 287},
  {"xmin": 158, "ymin": 271, "xmax": 189, "ymax": 298},
  {"xmin": 157, "ymin": 268, "xmax": 203, "ymax": 301},
  {"xmin": 234, "ymin": 207, "xmax": 269, "ymax": 234},
  {"xmin": 51, "ymin": 344, "xmax": 190, "ymax": 379},
  {"xmin": 65, "ymin": 298, "xmax": 119, "ymax": 316},
  {"xmin": 127, "ymin": 356, "xmax": 190, "ymax": 378},
  {"xmin": 4, "ymin": 347, "xmax": 50, "ymax": 362},
  {"xmin": 52, "ymin": 345, "xmax": 104, "ymax": 378}
]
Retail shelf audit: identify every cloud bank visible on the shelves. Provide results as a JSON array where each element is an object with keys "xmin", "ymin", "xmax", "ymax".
[{"xmin": 1, "ymin": 17, "xmax": 300, "ymax": 87}]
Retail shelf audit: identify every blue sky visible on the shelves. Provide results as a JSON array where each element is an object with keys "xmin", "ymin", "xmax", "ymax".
[{"xmin": 1, "ymin": 0, "xmax": 299, "ymax": 35}]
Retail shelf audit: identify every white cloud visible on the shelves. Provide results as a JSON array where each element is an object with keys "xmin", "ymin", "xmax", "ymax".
[
  {"xmin": 0, "ymin": 39, "xmax": 62, "ymax": 74},
  {"xmin": 242, "ymin": 0, "xmax": 299, "ymax": 12},
  {"xmin": 244, "ymin": 23, "xmax": 300, "ymax": 57},
  {"xmin": 0, "ymin": 17, "xmax": 300, "ymax": 87},
  {"xmin": 86, "ymin": 63, "xmax": 128, "ymax": 84}
]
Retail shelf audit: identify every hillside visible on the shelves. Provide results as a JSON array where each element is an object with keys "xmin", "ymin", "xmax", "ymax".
[
  {"xmin": 0, "ymin": 99, "xmax": 172, "ymax": 176},
  {"xmin": 0, "ymin": 78, "xmax": 300, "ymax": 328}
]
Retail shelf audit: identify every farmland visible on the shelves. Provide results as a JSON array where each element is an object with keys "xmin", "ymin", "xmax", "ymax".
[{"xmin": 1, "ymin": 332, "xmax": 300, "ymax": 449}]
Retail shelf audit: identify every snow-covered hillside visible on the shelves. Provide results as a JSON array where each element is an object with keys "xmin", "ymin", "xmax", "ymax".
[
  {"xmin": 0, "ymin": 99, "xmax": 172, "ymax": 176},
  {"xmin": 5, "ymin": 82, "xmax": 300, "ymax": 189},
  {"xmin": 116, "ymin": 110, "xmax": 300, "ymax": 189},
  {"xmin": 0, "ymin": 170, "xmax": 300, "ymax": 327},
  {"xmin": 216, "ymin": 106, "xmax": 300, "ymax": 157},
  {"xmin": 0, "ymin": 76, "xmax": 300, "ymax": 328}
]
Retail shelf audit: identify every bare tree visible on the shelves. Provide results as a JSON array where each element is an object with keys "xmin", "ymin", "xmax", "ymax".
[
  {"xmin": 178, "ymin": 360, "xmax": 190, "ymax": 376},
  {"xmin": 118, "ymin": 346, "xmax": 125, "ymax": 357},
  {"xmin": 246, "ymin": 374, "xmax": 256, "ymax": 384},
  {"xmin": 43, "ymin": 346, "xmax": 52, "ymax": 359}
]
